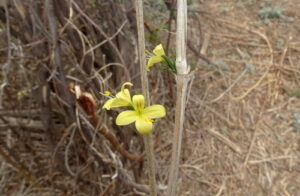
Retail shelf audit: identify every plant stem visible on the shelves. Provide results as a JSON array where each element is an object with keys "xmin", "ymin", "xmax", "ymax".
[
  {"xmin": 135, "ymin": 0, "xmax": 149, "ymax": 101},
  {"xmin": 143, "ymin": 133, "xmax": 157, "ymax": 196},
  {"xmin": 166, "ymin": 75, "xmax": 189, "ymax": 196},
  {"xmin": 135, "ymin": 0, "xmax": 157, "ymax": 195},
  {"xmin": 167, "ymin": 0, "xmax": 189, "ymax": 195}
]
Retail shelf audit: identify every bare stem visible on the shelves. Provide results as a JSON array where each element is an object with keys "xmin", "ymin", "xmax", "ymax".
[
  {"xmin": 167, "ymin": 0, "xmax": 190, "ymax": 195},
  {"xmin": 143, "ymin": 133, "xmax": 157, "ymax": 196},
  {"xmin": 135, "ymin": 0, "xmax": 157, "ymax": 195},
  {"xmin": 166, "ymin": 75, "xmax": 189, "ymax": 196}
]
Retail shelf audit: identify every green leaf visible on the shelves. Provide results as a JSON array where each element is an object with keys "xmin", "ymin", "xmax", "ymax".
[{"xmin": 162, "ymin": 55, "xmax": 177, "ymax": 74}]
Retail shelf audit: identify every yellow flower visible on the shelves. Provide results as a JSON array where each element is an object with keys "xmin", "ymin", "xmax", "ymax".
[
  {"xmin": 116, "ymin": 95, "xmax": 166, "ymax": 135},
  {"xmin": 147, "ymin": 44, "xmax": 165, "ymax": 71},
  {"xmin": 102, "ymin": 82, "xmax": 133, "ymax": 110}
]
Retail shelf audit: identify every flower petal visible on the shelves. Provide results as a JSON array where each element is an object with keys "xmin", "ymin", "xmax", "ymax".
[
  {"xmin": 116, "ymin": 110, "xmax": 138, "ymax": 125},
  {"xmin": 115, "ymin": 89, "xmax": 132, "ymax": 105},
  {"xmin": 143, "ymin": 105, "xmax": 166, "ymax": 119},
  {"xmin": 121, "ymin": 82, "xmax": 133, "ymax": 92},
  {"xmin": 102, "ymin": 98, "xmax": 115, "ymax": 110},
  {"xmin": 153, "ymin": 44, "xmax": 165, "ymax": 56},
  {"xmin": 132, "ymin": 95, "xmax": 145, "ymax": 112},
  {"xmin": 135, "ymin": 117, "xmax": 153, "ymax": 135},
  {"xmin": 110, "ymin": 98, "xmax": 131, "ymax": 108},
  {"xmin": 147, "ymin": 56, "xmax": 164, "ymax": 71}
]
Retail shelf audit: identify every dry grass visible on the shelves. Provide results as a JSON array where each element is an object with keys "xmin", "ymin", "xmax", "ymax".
[{"xmin": 0, "ymin": 0, "xmax": 299, "ymax": 195}]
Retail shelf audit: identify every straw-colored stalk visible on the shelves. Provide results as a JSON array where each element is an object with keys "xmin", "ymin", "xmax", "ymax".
[
  {"xmin": 167, "ymin": 0, "xmax": 190, "ymax": 195},
  {"xmin": 135, "ymin": 1, "xmax": 157, "ymax": 196}
]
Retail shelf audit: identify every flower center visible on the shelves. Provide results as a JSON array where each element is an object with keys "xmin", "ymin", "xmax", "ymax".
[{"xmin": 136, "ymin": 102, "xmax": 143, "ymax": 113}]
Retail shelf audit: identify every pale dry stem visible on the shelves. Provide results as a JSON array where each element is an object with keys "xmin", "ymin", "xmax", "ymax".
[
  {"xmin": 167, "ymin": 0, "xmax": 190, "ymax": 195},
  {"xmin": 167, "ymin": 75, "xmax": 189, "ymax": 196}
]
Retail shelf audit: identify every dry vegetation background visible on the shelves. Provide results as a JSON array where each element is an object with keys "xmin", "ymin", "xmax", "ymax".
[{"xmin": 0, "ymin": 0, "xmax": 299, "ymax": 195}]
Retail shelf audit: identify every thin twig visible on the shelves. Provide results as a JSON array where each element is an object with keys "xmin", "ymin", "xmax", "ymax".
[
  {"xmin": 206, "ymin": 128, "xmax": 242, "ymax": 154},
  {"xmin": 0, "ymin": 1, "xmax": 12, "ymax": 108},
  {"xmin": 0, "ymin": 147, "xmax": 36, "ymax": 184},
  {"xmin": 165, "ymin": 0, "xmax": 175, "ymax": 55},
  {"xmin": 209, "ymin": 68, "xmax": 248, "ymax": 103},
  {"xmin": 0, "ymin": 117, "xmax": 44, "ymax": 130},
  {"xmin": 72, "ymin": 1, "xmax": 126, "ymax": 66}
]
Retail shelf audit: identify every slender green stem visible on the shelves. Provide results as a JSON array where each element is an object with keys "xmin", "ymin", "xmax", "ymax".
[{"xmin": 135, "ymin": 0, "xmax": 157, "ymax": 195}]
